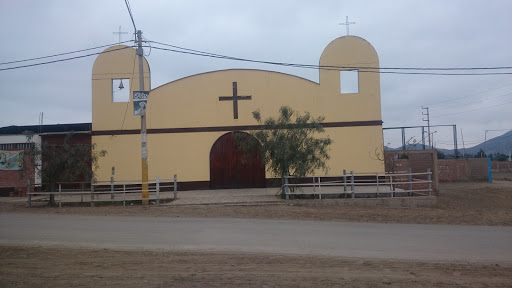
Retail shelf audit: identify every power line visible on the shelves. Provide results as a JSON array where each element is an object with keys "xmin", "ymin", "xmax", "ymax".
[
  {"xmin": 125, "ymin": 0, "xmax": 137, "ymax": 32},
  {"xmin": 0, "ymin": 46, "xmax": 134, "ymax": 72},
  {"xmin": 435, "ymin": 100, "xmax": 512, "ymax": 117},
  {"xmin": 148, "ymin": 44, "xmax": 512, "ymax": 76},
  {"xmin": 0, "ymin": 41, "xmax": 132, "ymax": 66}
]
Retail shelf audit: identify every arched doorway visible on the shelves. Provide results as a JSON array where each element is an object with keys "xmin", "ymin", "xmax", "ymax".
[{"xmin": 209, "ymin": 131, "xmax": 266, "ymax": 189}]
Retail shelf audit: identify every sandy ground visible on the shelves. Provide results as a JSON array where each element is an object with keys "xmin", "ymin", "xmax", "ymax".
[
  {"xmin": 1, "ymin": 180, "xmax": 511, "ymax": 226},
  {"xmin": 1, "ymin": 246, "xmax": 511, "ymax": 288}
]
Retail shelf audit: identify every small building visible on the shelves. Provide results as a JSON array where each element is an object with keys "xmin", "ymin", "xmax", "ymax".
[{"xmin": 0, "ymin": 123, "xmax": 91, "ymax": 196}]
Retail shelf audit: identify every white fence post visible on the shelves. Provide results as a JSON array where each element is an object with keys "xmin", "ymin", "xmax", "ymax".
[
  {"xmin": 156, "ymin": 176, "xmax": 160, "ymax": 205},
  {"xmin": 90, "ymin": 179, "xmax": 95, "ymax": 207},
  {"xmin": 350, "ymin": 171, "xmax": 355, "ymax": 199},
  {"xmin": 173, "ymin": 174, "xmax": 177, "ymax": 200},
  {"xmin": 390, "ymin": 174, "xmax": 394, "ymax": 197},
  {"xmin": 59, "ymin": 183, "xmax": 62, "ymax": 208},
  {"xmin": 284, "ymin": 176, "xmax": 289, "ymax": 200},
  {"xmin": 343, "ymin": 170, "xmax": 347, "ymax": 193},
  {"xmin": 123, "ymin": 184, "xmax": 126, "ymax": 206},
  {"xmin": 110, "ymin": 176, "xmax": 114, "ymax": 200},
  {"xmin": 376, "ymin": 173, "xmax": 380, "ymax": 197}
]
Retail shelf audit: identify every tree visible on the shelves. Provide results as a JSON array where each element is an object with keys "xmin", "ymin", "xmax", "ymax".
[
  {"xmin": 436, "ymin": 149, "xmax": 446, "ymax": 159},
  {"xmin": 26, "ymin": 133, "xmax": 106, "ymax": 205},
  {"xmin": 476, "ymin": 148, "xmax": 486, "ymax": 158},
  {"xmin": 242, "ymin": 106, "xmax": 332, "ymax": 192}
]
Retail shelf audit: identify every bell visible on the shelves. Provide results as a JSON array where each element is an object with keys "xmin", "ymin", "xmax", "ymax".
[{"xmin": 118, "ymin": 80, "xmax": 124, "ymax": 90}]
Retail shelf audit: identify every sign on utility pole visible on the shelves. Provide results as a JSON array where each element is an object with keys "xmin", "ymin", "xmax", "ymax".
[
  {"xmin": 135, "ymin": 30, "xmax": 149, "ymax": 205},
  {"xmin": 133, "ymin": 91, "xmax": 148, "ymax": 116}
]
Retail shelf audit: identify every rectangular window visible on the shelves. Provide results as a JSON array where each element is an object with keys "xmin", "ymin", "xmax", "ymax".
[
  {"xmin": 112, "ymin": 79, "xmax": 130, "ymax": 102},
  {"xmin": 340, "ymin": 70, "xmax": 359, "ymax": 94}
]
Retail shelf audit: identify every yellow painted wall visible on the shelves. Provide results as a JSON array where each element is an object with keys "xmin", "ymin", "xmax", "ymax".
[{"xmin": 92, "ymin": 36, "xmax": 385, "ymax": 183}]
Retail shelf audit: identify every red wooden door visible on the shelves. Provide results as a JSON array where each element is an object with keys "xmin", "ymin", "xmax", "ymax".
[{"xmin": 210, "ymin": 132, "xmax": 266, "ymax": 189}]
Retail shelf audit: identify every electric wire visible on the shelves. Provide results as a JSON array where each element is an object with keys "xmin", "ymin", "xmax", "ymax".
[
  {"xmin": 0, "ymin": 41, "xmax": 132, "ymax": 66},
  {"xmin": 0, "ymin": 46, "xmax": 134, "ymax": 72},
  {"xmin": 148, "ymin": 45, "xmax": 512, "ymax": 76}
]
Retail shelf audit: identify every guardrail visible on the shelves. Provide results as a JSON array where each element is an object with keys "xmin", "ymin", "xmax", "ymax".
[
  {"xmin": 27, "ymin": 175, "xmax": 177, "ymax": 208},
  {"xmin": 282, "ymin": 168, "xmax": 432, "ymax": 200}
]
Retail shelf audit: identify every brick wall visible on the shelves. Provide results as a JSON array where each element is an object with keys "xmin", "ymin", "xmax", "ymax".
[
  {"xmin": 438, "ymin": 158, "xmax": 487, "ymax": 181},
  {"xmin": 384, "ymin": 150, "xmax": 438, "ymax": 193},
  {"xmin": 0, "ymin": 150, "xmax": 34, "ymax": 197},
  {"xmin": 492, "ymin": 161, "xmax": 512, "ymax": 171}
]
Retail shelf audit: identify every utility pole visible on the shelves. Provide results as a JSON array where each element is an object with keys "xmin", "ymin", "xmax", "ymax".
[
  {"xmin": 460, "ymin": 129, "xmax": 466, "ymax": 158},
  {"xmin": 136, "ymin": 30, "xmax": 149, "ymax": 205},
  {"xmin": 422, "ymin": 106, "xmax": 431, "ymax": 149}
]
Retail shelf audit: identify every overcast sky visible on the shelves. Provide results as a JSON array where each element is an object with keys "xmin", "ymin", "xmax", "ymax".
[{"xmin": 1, "ymin": 0, "xmax": 511, "ymax": 149}]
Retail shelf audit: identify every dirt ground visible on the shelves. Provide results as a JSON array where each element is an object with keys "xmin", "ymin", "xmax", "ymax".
[
  {"xmin": 1, "ymin": 179, "xmax": 511, "ymax": 226},
  {"xmin": 1, "ymin": 178, "xmax": 512, "ymax": 287},
  {"xmin": 1, "ymin": 246, "xmax": 511, "ymax": 288}
]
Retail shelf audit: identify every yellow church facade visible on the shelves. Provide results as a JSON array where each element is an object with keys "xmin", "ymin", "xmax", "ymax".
[{"xmin": 91, "ymin": 36, "xmax": 384, "ymax": 189}]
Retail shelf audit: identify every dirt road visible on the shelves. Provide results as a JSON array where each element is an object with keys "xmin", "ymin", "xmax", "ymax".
[
  {"xmin": 2, "ymin": 246, "xmax": 511, "ymax": 288},
  {"xmin": 2, "ymin": 213, "xmax": 512, "ymax": 263}
]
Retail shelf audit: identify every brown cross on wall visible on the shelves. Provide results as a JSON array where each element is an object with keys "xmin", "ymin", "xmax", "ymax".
[{"xmin": 219, "ymin": 82, "xmax": 252, "ymax": 119}]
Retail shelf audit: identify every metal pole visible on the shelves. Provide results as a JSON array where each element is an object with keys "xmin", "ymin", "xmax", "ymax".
[
  {"xmin": 350, "ymin": 171, "xmax": 354, "ymax": 199},
  {"xmin": 173, "ymin": 174, "xmax": 177, "ymax": 200},
  {"xmin": 401, "ymin": 127, "xmax": 406, "ymax": 150},
  {"xmin": 488, "ymin": 157, "xmax": 492, "ymax": 183},
  {"xmin": 453, "ymin": 125, "xmax": 458, "ymax": 159},
  {"xmin": 422, "ymin": 107, "xmax": 431, "ymax": 148},
  {"xmin": 90, "ymin": 179, "xmax": 95, "ymax": 207},
  {"xmin": 156, "ymin": 176, "xmax": 160, "ymax": 205},
  {"xmin": 284, "ymin": 175, "xmax": 289, "ymax": 200},
  {"xmin": 110, "ymin": 176, "xmax": 114, "ymax": 200},
  {"xmin": 137, "ymin": 30, "xmax": 149, "ymax": 206},
  {"xmin": 343, "ymin": 170, "xmax": 347, "ymax": 193},
  {"xmin": 421, "ymin": 126, "xmax": 425, "ymax": 150},
  {"xmin": 27, "ymin": 178, "xmax": 31, "ymax": 208},
  {"xmin": 59, "ymin": 183, "xmax": 62, "ymax": 208}
]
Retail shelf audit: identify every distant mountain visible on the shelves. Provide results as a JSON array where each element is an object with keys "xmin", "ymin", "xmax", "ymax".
[
  {"xmin": 462, "ymin": 130, "xmax": 512, "ymax": 156},
  {"xmin": 385, "ymin": 130, "xmax": 512, "ymax": 156}
]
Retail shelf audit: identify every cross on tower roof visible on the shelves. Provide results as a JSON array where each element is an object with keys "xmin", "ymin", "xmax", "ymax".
[
  {"xmin": 339, "ymin": 16, "xmax": 356, "ymax": 36},
  {"xmin": 113, "ymin": 26, "xmax": 128, "ymax": 45}
]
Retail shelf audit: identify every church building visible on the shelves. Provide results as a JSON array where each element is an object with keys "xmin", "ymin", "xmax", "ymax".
[{"xmin": 91, "ymin": 35, "xmax": 384, "ymax": 189}]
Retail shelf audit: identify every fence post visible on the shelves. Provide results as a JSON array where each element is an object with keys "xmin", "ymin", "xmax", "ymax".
[
  {"xmin": 343, "ymin": 170, "xmax": 347, "ymax": 193},
  {"xmin": 123, "ymin": 184, "xmax": 126, "ymax": 206},
  {"xmin": 350, "ymin": 171, "xmax": 355, "ymax": 199},
  {"xmin": 27, "ymin": 178, "xmax": 31, "ymax": 208},
  {"xmin": 284, "ymin": 175, "xmax": 289, "ymax": 200},
  {"xmin": 90, "ymin": 179, "xmax": 95, "ymax": 207},
  {"xmin": 408, "ymin": 168, "xmax": 413, "ymax": 196},
  {"xmin": 110, "ymin": 176, "xmax": 114, "ymax": 200},
  {"xmin": 390, "ymin": 174, "xmax": 394, "ymax": 197},
  {"xmin": 427, "ymin": 168, "xmax": 432, "ymax": 196},
  {"xmin": 318, "ymin": 176, "xmax": 322, "ymax": 199},
  {"xmin": 59, "ymin": 183, "xmax": 62, "ymax": 208},
  {"xmin": 173, "ymin": 174, "xmax": 177, "ymax": 200},
  {"xmin": 81, "ymin": 182, "xmax": 84, "ymax": 203},
  {"xmin": 376, "ymin": 173, "xmax": 380, "ymax": 196},
  {"xmin": 156, "ymin": 176, "xmax": 160, "ymax": 205}
]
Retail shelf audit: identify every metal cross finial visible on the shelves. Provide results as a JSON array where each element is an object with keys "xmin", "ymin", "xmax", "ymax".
[
  {"xmin": 339, "ymin": 16, "xmax": 356, "ymax": 35},
  {"xmin": 113, "ymin": 26, "xmax": 128, "ymax": 44}
]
